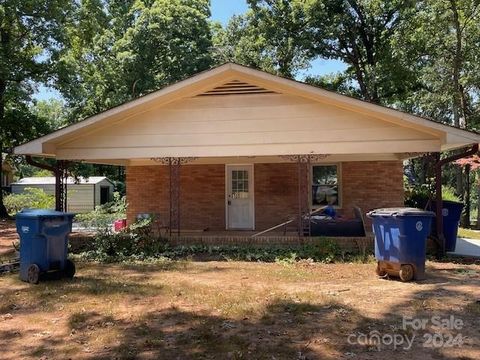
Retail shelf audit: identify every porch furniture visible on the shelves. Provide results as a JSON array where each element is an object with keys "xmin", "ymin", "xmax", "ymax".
[{"xmin": 307, "ymin": 206, "xmax": 366, "ymax": 237}]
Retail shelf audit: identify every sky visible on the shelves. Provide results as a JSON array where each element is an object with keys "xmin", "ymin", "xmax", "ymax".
[{"xmin": 35, "ymin": 0, "xmax": 346, "ymax": 101}]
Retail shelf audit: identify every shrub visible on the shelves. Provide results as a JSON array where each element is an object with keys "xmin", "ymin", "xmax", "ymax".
[
  {"xmin": 74, "ymin": 192, "xmax": 126, "ymax": 228},
  {"xmin": 405, "ymin": 183, "xmax": 461, "ymax": 209},
  {"xmin": 441, "ymin": 186, "xmax": 460, "ymax": 202},
  {"xmin": 4, "ymin": 188, "xmax": 55, "ymax": 215},
  {"xmin": 77, "ymin": 233, "xmax": 354, "ymax": 264},
  {"xmin": 405, "ymin": 183, "xmax": 431, "ymax": 209},
  {"xmin": 84, "ymin": 217, "xmax": 164, "ymax": 258}
]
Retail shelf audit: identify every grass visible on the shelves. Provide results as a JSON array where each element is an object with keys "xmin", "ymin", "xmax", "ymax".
[
  {"xmin": 0, "ymin": 260, "xmax": 479, "ymax": 359},
  {"xmin": 458, "ymin": 227, "xmax": 480, "ymax": 240}
]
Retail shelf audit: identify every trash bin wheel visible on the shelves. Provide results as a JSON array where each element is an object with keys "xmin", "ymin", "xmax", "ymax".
[
  {"xmin": 399, "ymin": 264, "xmax": 414, "ymax": 282},
  {"xmin": 27, "ymin": 264, "xmax": 40, "ymax": 284},
  {"xmin": 64, "ymin": 259, "xmax": 76, "ymax": 279},
  {"xmin": 375, "ymin": 263, "xmax": 387, "ymax": 277}
]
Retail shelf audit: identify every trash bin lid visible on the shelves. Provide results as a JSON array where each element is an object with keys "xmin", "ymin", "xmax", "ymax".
[
  {"xmin": 367, "ymin": 207, "xmax": 435, "ymax": 218},
  {"xmin": 16, "ymin": 209, "xmax": 75, "ymax": 219}
]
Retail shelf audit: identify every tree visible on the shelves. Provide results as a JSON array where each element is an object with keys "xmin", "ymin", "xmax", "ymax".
[
  {"xmin": 56, "ymin": 0, "xmax": 214, "ymax": 120},
  {"xmin": 397, "ymin": 0, "xmax": 480, "ymax": 202},
  {"xmin": 213, "ymin": 0, "xmax": 311, "ymax": 77},
  {"xmin": 305, "ymin": 0, "xmax": 418, "ymax": 104},
  {"xmin": 456, "ymin": 156, "xmax": 480, "ymax": 226},
  {"xmin": 218, "ymin": 0, "xmax": 419, "ymax": 103},
  {"xmin": 31, "ymin": 98, "xmax": 70, "ymax": 130},
  {"xmin": 0, "ymin": 0, "xmax": 72, "ymax": 217}
]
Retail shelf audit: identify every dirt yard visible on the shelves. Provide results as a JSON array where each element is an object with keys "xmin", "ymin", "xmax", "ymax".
[
  {"xmin": 1, "ymin": 220, "xmax": 479, "ymax": 359},
  {"xmin": 0, "ymin": 219, "xmax": 18, "ymax": 258},
  {"xmin": 0, "ymin": 257, "xmax": 479, "ymax": 359}
]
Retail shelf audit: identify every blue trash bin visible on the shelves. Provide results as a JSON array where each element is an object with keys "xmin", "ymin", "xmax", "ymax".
[
  {"xmin": 367, "ymin": 208, "xmax": 435, "ymax": 281},
  {"xmin": 429, "ymin": 201, "xmax": 463, "ymax": 252},
  {"xmin": 16, "ymin": 209, "xmax": 75, "ymax": 284}
]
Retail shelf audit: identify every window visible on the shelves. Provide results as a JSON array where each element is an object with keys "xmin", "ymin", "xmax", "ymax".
[
  {"xmin": 312, "ymin": 165, "xmax": 340, "ymax": 207},
  {"xmin": 231, "ymin": 170, "xmax": 249, "ymax": 199}
]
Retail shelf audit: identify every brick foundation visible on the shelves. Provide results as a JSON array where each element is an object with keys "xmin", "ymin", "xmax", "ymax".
[{"xmin": 126, "ymin": 160, "xmax": 405, "ymax": 231}]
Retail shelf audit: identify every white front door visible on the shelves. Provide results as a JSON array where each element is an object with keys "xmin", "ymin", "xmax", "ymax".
[{"xmin": 226, "ymin": 165, "xmax": 254, "ymax": 229}]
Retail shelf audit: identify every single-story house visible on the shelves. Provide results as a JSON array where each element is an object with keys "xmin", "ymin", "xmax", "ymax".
[
  {"xmin": 1, "ymin": 161, "xmax": 14, "ymax": 190},
  {"xmin": 14, "ymin": 63, "xmax": 480, "ymax": 235},
  {"xmin": 11, "ymin": 176, "xmax": 114, "ymax": 213}
]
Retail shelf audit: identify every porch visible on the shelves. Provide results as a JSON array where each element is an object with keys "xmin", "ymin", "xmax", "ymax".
[{"xmin": 126, "ymin": 156, "xmax": 404, "ymax": 237}]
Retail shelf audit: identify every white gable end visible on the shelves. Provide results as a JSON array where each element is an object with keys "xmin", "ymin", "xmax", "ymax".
[{"xmin": 54, "ymin": 88, "xmax": 440, "ymax": 160}]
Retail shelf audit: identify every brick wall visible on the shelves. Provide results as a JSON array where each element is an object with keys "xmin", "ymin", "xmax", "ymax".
[
  {"xmin": 126, "ymin": 165, "xmax": 169, "ymax": 224},
  {"xmin": 126, "ymin": 164, "xmax": 225, "ymax": 230},
  {"xmin": 254, "ymin": 163, "xmax": 298, "ymax": 230},
  {"xmin": 342, "ymin": 161, "xmax": 405, "ymax": 223},
  {"xmin": 126, "ymin": 161, "xmax": 405, "ymax": 231}
]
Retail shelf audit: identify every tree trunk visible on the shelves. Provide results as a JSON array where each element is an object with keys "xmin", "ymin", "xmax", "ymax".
[
  {"xmin": 450, "ymin": 0, "xmax": 466, "ymax": 198},
  {"xmin": 0, "ymin": 23, "xmax": 10, "ymax": 217},
  {"xmin": 0, "ymin": 80, "xmax": 9, "ymax": 218}
]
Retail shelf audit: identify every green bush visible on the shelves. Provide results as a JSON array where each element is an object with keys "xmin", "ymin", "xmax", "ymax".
[
  {"xmin": 74, "ymin": 192, "xmax": 126, "ymax": 228},
  {"xmin": 405, "ymin": 183, "xmax": 461, "ymax": 209},
  {"xmin": 441, "ymin": 186, "xmax": 460, "ymax": 202},
  {"xmin": 77, "ymin": 234, "xmax": 353, "ymax": 264},
  {"xmin": 4, "ymin": 188, "xmax": 55, "ymax": 215},
  {"xmin": 83, "ymin": 217, "xmax": 164, "ymax": 258},
  {"xmin": 405, "ymin": 182, "xmax": 431, "ymax": 209}
]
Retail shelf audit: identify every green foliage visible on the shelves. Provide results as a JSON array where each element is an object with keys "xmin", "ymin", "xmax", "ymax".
[
  {"xmin": 32, "ymin": 169, "xmax": 54, "ymax": 177},
  {"xmin": 75, "ymin": 234, "xmax": 357, "ymax": 264},
  {"xmin": 394, "ymin": 0, "xmax": 480, "ymax": 129},
  {"xmin": 30, "ymin": 99, "xmax": 70, "ymax": 130},
  {"xmin": 74, "ymin": 192, "xmax": 126, "ymax": 228},
  {"xmin": 0, "ymin": 0, "xmax": 74, "ymax": 216},
  {"xmin": 56, "ymin": 0, "xmax": 213, "ymax": 120},
  {"xmin": 405, "ymin": 182, "xmax": 432, "ymax": 209},
  {"xmin": 4, "ymin": 188, "xmax": 55, "ymax": 214},
  {"xmin": 442, "ymin": 186, "xmax": 460, "ymax": 202},
  {"xmin": 405, "ymin": 180, "xmax": 461, "ymax": 208},
  {"xmin": 213, "ymin": 0, "xmax": 311, "ymax": 77},
  {"xmin": 83, "ymin": 217, "xmax": 165, "ymax": 259}
]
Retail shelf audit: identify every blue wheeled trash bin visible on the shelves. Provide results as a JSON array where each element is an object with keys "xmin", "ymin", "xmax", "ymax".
[
  {"xmin": 367, "ymin": 208, "xmax": 435, "ymax": 282},
  {"xmin": 429, "ymin": 201, "xmax": 464, "ymax": 252},
  {"xmin": 16, "ymin": 209, "xmax": 76, "ymax": 284}
]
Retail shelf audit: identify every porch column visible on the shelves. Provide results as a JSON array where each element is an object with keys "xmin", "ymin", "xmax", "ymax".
[
  {"xmin": 169, "ymin": 157, "xmax": 181, "ymax": 237},
  {"xmin": 280, "ymin": 154, "xmax": 330, "ymax": 237},
  {"xmin": 55, "ymin": 160, "xmax": 69, "ymax": 212},
  {"xmin": 152, "ymin": 157, "xmax": 197, "ymax": 237},
  {"xmin": 297, "ymin": 156, "xmax": 310, "ymax": 237}
]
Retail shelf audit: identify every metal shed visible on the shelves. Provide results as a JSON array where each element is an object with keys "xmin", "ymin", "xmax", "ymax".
[{"xmin": 11, "ymin": 176, "xmax": 114, "ymax": 213}]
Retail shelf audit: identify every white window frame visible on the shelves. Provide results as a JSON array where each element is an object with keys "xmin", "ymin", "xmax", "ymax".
[{"xmin": 310, "ymin": 163, "xmax": 342, "ymax": 209}]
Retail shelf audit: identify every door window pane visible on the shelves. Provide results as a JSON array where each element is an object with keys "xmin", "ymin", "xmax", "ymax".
[{"xmin": 232, "ymin": 170, "xmax": 249, "ymax": 198}]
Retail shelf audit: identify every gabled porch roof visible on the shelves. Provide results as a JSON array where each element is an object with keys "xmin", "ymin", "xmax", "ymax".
[{"xmin": 15, "ymin": 63, "xmax": 480, "ymax": 165}]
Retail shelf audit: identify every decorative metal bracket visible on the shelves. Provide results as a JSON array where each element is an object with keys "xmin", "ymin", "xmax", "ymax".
[
  {"xmin": 151, "ymin": 157, "xmax": 198, "ymax": 165},
  {"xmin": 280, "ymin": 154, "xmax": 330, "ymax": 163},
  {"xmin": 399, "ymin": 152, "xmax": 429, "ymax": 159}
]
